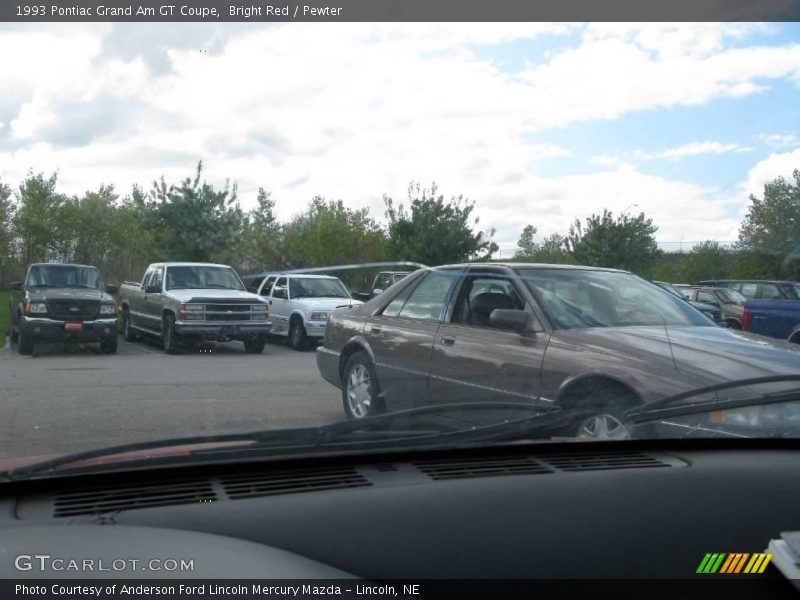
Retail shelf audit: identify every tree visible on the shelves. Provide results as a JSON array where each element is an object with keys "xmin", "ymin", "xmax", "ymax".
[
  {"xmin": 675, "ymin": 241, "xmax": 733, "ymax": 283},
  {"xmin": 242, "ymin": 187, "xmax": 282, "ymax": 271},
  {"xmin": 515, "ymin": 224, "xmax": 538, "ymax": 258},
  {"xmin": 0, "ymin": 179, "xmax": 12, "ymax": 257},
  {"xmin": 566, "ymin": 209, "xmax": 660, "ymax": 274},
  {"xmin": 146, "ymin": 161, "xmax": 245, "ymax": 263},
  {"xmin": 281, "ymin": 197, "xmax": 386, "ymax": 270},
  {"xmin": 384, "ymin": 182, "xmax": 498, "ymax": 265},
  {"xmin": 737, "ymin": 170, "xmax": 800, "ymax": 279},
  {"xmin": 11, "ymin": 171, "xmax": 72, "ymax": 264},
  {"xmin": 531, "ymin": 233, "xmax": 575, "ymax": 264}
]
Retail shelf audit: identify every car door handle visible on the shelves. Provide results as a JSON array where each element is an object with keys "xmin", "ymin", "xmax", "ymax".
[
  {"xmin": 440, "ymin": 336, "xmax": 456, "ymax": 346},
  {"xmin": 370, "ymin": 326, "xmax": 382, "ymax": 334}
]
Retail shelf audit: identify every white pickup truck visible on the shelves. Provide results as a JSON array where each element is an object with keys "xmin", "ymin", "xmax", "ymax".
[
  {"xmin": 119, "ymin": 262, "xmax": 271, "ymax": 354},
  {"xmin": 256, "ymin": 273, "xmax": 362, "ymax": 350}
]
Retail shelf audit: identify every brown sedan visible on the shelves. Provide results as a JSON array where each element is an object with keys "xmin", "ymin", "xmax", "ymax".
[{"xmin": 317, "ymin": 263, "xmax": 800, "ymax": 439}]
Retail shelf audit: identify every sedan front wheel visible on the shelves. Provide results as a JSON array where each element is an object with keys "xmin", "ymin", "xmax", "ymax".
[{"xmin": 342, "ymin": 352, "xmax": 385, "ymax": 419}]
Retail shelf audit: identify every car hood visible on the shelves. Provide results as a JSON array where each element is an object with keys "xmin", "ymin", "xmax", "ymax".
[
  {"xmin": 28, "ymin": 288, "xmax": 112, "ymax": 303},
  {"xmin": 165, "ymin": 289, "xmax": 267, "ymax": 303},
  {"xmin": 294, "ymin": 297, "xmax": 363, "ymax": 311}
]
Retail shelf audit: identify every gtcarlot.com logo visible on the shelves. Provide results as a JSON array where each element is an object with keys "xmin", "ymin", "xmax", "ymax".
[{"xmin": 696, "ymin": 552, "xmax": 773, "ymax": 574}]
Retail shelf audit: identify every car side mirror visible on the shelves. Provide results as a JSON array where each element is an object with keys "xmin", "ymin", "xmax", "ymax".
[
  {"xmin": 490, "ymin": 309, "xmax": 532, "ymax": 332},
  {"xmin": 10, "ymin": 281, "xmax": 22, "ymax": 291},
  {"xmin": 273, "ymin": 289, "xmax": 287, "ymax": 299},
  {"xmin": 144, "ymin": 284, "xmax": 161, "ymax": 294},
  {"xmin": 246, "ymin": 286, "xmax": 258, "ymax": 294},
  {"xmin": 105, "ymin": 284, "xmax": 119, "ymax": 295}
]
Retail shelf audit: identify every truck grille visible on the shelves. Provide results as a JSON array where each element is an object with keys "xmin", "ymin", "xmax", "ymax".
[
  {"xmin": 47, "ymin": 300, "xmax": 100, "ymax": 320},
  {"xmin": 197, "ymin": 304, "xmax": 265, "ymax": 322}
]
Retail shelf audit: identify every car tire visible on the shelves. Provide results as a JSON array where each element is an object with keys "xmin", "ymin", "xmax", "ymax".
[
  {"xmin": 122, "ymin": 309, "xmax": 138, "ymax": 341},
  {"xmin": 162, "ymin": 314, "xmax": 180, "ymax": 355},
  {"xmin": 727, "ymin": 320, "xmax": 742, "ymax": 330},
  {"xmin": 100, "ymin": 337, "xmax": 118, "ymax": 354},
  {"xmin": 17, "ymin": 327, "xmax": 34, "ymax": 356},
  {"xmin": 342, "ymin": 352, "xmax": 385, "ymax": 419},
  {"xmin": 10, "ymin": 325, "xmax": 19, "ymax": 344},
  {"xmin": 244, "ymin": 334, "xmax": 266, "ymax": 354},
  {"xmin": 564, "ymin": 386, "xmax": 637, "ymax": 440},
  {"xmin": 289, "ymin": 317, "xmax": 309, "ymax": 351}
]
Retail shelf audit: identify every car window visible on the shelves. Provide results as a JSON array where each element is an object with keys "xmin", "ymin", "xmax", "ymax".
[
  {"xmin": 696, "ymin": 291, "xmax": 716, "ymax": 304},
  {"xmin": 150, "ymin": 267, "xmax": 164, "ymax": 291},
  {"xmin": 779, "ymin": 283, "xmax": 800, "ymax": 300},
  {"xmin": 451, "ymin": 274, "xmax": 524, "ymax": 327},
  {"xmin": 739, "ymin": 283, "xmax": 758, "ymax": 298},
  {"xmin": 375, "ymin": 274, "xmax": 391, "ymax": 289},
  {"xmin": 260, "ymin": 276, "xmax": 276, "ymax": 296},
  {"xmin": 393, "ymin": 271, "xmax": 456, "ymax": 322},
  {"xmin": 273, "ymin": 277, "xmax": 288, "ymax": 299},
  {"xmin": 760, "ymin": 283, "xmax": 782, "ymax": 300}
]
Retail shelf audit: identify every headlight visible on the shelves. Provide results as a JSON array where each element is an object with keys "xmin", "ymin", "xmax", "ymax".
[
  {"xmin": 179, "ymin": 303, "xmax": 204, "ymax": 312},
  {"xmin": 25, "ymin": 303, "xmax": 47, "ymax": 314},
  {"xmin": 99, "ymin": 304, "xmax": 116, "ymax": 315},
  {"xmin": 310, "ymin": 311, "xmax": 329, "ymax": 321}
]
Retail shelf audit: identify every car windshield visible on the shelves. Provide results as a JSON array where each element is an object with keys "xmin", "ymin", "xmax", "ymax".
[
  {"xmin": 717, "ymin": 289, "xmax": 746, "ymax": 305},
  {"xmin": 165, "ymin": 266, "xmax": 245, "ymax": 291},
  {"xmin": 516, "ymin": 268, "xmax": 710, "ymax": 329},
  {"xmin": 290, "ymin": 277, "xmax": 350, "ymax": 299},
  {"xmin": 3, "ymin": 20, "xmax": 800, "ymax": 482},
  {"xmin": 26, "ymin": 265, "xmax": 102, "ymax": 289}
]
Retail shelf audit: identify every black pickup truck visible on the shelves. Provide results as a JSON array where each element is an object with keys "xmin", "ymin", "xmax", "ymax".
[{"xmin": 9, "ymin": 263, "xmax": 119, "ymax": 355}]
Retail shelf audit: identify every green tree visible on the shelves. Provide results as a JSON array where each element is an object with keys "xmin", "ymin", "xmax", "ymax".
[
  {"xmin": 531, "ymin": 233, "xmax": 576, "ymax": 264},
  {"xmin": 0, "ymin": 179, "xmax": 12, "ymax": 257},
  {"xmin": 676, "ymin": 241, "xmax": 734, "ymax": 283},
  {"xmin": 146, "ymin": 161, "xmax": 245, "ymax": 263},
  {"xmin": 737, "ymin": 170, "xmax": 800, "ymax": 279},
  {"xmin": 566, "ymin": 209, "xmax": 661, "ymax": 274},
  {"xmin": 241, "ymin": 188, "xmax": 283, "ymax": 272},
  {"xmin": 384, "ymin": 182, "xmax": 498, "ymax": 265},
  {"xmin": 515, "ymin": 224, "xmax": 538, "ymax": 258},
  {"xmin": 11, "ymin": 171, "xmax": 72, "ymax": 264}
]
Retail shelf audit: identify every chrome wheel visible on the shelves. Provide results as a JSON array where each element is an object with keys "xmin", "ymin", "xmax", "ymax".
[
  {"xmin": 576, "ymin": 414, "xmax": 629, "ymax": 440},
  {"xmin": 346, "ymin": 364, "xmax": 372, "ymax": 418}
]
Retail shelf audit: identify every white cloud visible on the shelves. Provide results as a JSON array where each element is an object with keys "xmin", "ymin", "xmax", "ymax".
[
  {"xmin": 634, "ymin": 141, "xmax": 752, "ymax": 161},
  {"xmin": 742, "ymin": 148, "xmax": 800, "ymax": 198},
  {"xmin": 757, "ymin": 132, "xmax": 800, "ymax": 150},
  {"xmin": 589, "ymin": 154, "xmax": 621, "ymax": 167}
]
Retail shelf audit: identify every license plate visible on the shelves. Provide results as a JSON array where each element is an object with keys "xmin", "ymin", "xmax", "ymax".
[{"xmin": 64, "ymin": 321, "xmax": 83, "ymax": 332}]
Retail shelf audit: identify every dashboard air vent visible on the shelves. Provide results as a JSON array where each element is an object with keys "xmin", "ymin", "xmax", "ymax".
[
  {"xmin": 414, "ymin": 456, "xmax": 553, "ymax": 480},
  {"xmin": 53, "ymin": 479, "xmax": 216, "ymax": 518},
  {"xmin": 542, "ymin": 451, "xmax": 672, "ymax": 472},
  {"xmin": 220, "ymin": 467, "xmax": 371, "ymax": 499}
]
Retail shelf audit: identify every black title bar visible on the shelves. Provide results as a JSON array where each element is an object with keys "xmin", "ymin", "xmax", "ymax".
[{"xmin": 3, "ymin": 0, "xmax": 800, "ymax": 22}]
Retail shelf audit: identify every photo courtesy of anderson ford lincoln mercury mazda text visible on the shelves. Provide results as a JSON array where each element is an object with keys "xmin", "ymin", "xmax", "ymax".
[{"xmin": 1, "ymin": 14, "xmax": 800, "ymax": 599}]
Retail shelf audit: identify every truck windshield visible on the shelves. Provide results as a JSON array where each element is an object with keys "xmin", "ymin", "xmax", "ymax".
[
  {"xmin": 517, "ymin": 268, "xmax": 711, "ymax": 329},
  {"xmin": 290, "ymin": 277, "xmax": 350, "ymax": 299},
  {"xmin": 165, "ymin": 266, "xmax": 245, "ymax": 291},
  {"xmin": 717, "ymin": 289, "xmax": 746, "ymax": 305},
  {"xmin": 26, "ymin": 265, "xmax": 102, "ymax": 289}
]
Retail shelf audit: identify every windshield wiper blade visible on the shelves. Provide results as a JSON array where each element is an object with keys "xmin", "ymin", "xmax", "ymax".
[
  {"xmin": 626, "ymin": 375, "xmax": 800, "ymax": 424},
  {"xmin": 3, "ymin": 403, "xmax": 563, "ymax": 480}
]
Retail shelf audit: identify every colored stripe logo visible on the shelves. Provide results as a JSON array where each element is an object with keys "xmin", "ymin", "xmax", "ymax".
[{"xmin": 697, "ymin": 553, "xmax": 772, "ymax": 574}]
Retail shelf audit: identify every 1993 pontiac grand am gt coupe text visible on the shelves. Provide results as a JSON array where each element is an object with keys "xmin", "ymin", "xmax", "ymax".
[{"xmin": 317, "ymin": 263, "xmax": 800, "ymax": 436}]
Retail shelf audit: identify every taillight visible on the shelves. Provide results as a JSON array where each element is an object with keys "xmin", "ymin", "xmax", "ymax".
[{"xmin": 742, "ymin": 307, "xmax": 750, "ymax": 330}]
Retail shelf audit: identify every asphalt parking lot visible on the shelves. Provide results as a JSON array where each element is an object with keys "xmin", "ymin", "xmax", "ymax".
[{"xmin": 0, "ymin": 335, "xmax": 343, "ymax": 460}]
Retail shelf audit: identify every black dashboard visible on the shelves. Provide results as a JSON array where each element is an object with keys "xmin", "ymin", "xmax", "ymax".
[{"xmin": 1, "ymin": 439, "xmax": 799, "ymax": 598}]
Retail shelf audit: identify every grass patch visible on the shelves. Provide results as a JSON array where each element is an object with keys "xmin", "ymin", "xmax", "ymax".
[{"xmin": 0, "ymin": 291, "xmax": 10, "ymax": 348}]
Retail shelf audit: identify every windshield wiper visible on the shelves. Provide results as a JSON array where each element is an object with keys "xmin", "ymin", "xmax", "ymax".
[
  {"xmin": 626, "ymin": 375, "xmax": 800, "ymax": 424},
  {"xmin": 2, "ymin": 402, "xmax": 566, "ymax": 481}
]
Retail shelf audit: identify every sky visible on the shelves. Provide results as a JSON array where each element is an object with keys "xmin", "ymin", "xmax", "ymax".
[{"xmin": 0, "ymin": 22, "xmax": 799, "ymax": 257}]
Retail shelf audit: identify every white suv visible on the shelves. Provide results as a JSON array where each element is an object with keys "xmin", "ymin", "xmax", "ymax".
[{"xmin": 256, "ymin": 274, "xmax": 363, "ymax": 350}]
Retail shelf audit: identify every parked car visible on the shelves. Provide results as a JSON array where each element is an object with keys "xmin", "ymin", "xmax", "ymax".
[
  {"xmin": 743, "ymin": 299, "xmax": 800, "ymax": 344},
  {"xmin": 352, "ymin": 271, "xmax": 411, "ymax": 302},
  {"xmin": 119, "ymin": 262, "xmax": 271, "ymax": 354},
  {"xmin": 9, "ymin": 263, "xmax": 119, "ymax": 355},
  {"xmin": 652, "ymin": 281, "xmax": 725, "ymax": 325},
  {"xmin": 317, "ymin": 263, "xmax": 800, "ymax": 437},
  {"xmin": 699, "ymin": 279, "xmax": 800, "ymax": 300},
  {"xmin": 680, "ymin": 285, "xmax": 746, "ymax": 329},
  {"xmin": 256, "ymin": 273, "xmax": 363, "ymax": 350}
]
